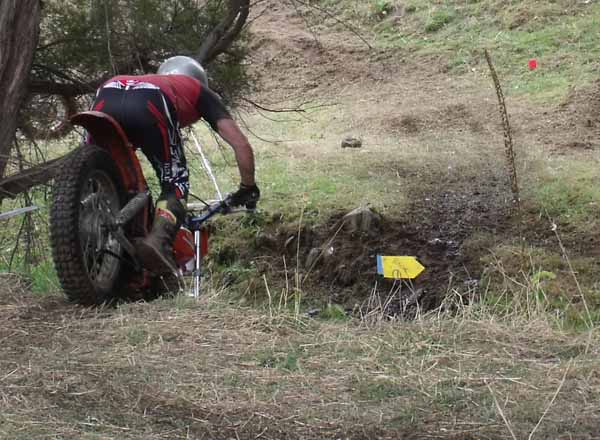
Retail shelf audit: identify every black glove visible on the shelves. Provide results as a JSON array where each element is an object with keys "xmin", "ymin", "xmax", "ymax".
[{"xmin": 227, "ymin": 183, "xmax": 260, "ymax": 210}]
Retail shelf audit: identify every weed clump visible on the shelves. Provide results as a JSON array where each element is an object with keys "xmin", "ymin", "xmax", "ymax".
[
  {"xmin": 371, "ymin": 0, "xmax": 395, "ymax": 20},
  {"xmin": 425, "ymin": 9, "xmax": 455, "ymax": 32}
]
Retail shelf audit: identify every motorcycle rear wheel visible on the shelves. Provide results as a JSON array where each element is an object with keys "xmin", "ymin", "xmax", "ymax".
[{"xmin": 50, "ymin": 145, "xmax": 127, "ymax": 305}]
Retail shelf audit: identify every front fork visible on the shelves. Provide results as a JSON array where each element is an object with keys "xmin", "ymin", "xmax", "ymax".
[{"xmin": 192, "ymin": 229, "xmax": 203, "ymax": 298}]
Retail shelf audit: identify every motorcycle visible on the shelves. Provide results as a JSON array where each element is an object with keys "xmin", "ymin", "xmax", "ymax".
[{"xmin": 50, "ymin": 111, "xmax": 235, "ymax": 305}]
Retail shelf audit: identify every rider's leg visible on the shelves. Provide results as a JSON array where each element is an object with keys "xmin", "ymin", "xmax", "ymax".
[
  {"xmin": 93, "ymin": 86, "xmax": 190, "ymax": 273},
  {"xmin": 133, "ymin": 91, "xmax": 190, "ymax": 274},
  {"xmin": 137, "ymin": 185, "xmax": 187, "ymax": 274}
]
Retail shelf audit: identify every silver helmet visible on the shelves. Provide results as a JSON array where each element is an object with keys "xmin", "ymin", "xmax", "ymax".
[{"xmin": 158, "ymin": 56, "xmax": 208, "ymax": 88}]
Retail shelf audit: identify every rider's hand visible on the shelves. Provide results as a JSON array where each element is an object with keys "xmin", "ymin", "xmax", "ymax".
[{"xmin": 228, "ymin": 183, "xmax": 260, "ymax": 210}]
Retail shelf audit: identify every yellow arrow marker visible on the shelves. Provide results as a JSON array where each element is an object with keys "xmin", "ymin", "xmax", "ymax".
[{"xmin": 377, "ymin": 256, "xmax": 425, "ymax": 279}]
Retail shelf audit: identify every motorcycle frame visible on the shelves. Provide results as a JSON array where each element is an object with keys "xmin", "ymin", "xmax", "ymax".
[
  {"xmin": 71, "ymin": 111, "xmax": 214, "ymax": 297},
  {"xmin": 71, "ymin": 112, "xmax": 155, "ymax": 291}
]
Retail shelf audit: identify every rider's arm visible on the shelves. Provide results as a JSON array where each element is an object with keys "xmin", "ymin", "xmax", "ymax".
[
  {"xmin": 197, "ymin": 89, "xmax": 256, "ymax": 186},
  {"xmin": 216, "ymin": 118, "xmax": 255, "ymax": 186}
]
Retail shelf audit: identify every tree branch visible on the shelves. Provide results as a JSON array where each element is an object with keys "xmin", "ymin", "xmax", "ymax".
[
  {"xmin": 289, "ymin": 0, "xmax": 373, "ymax": 50},
  {"xmin": 197, "ymin": 0, "xmax": 250, "ymax": 64},
  {"xmin": 28, "ymin": 77, "xmax": 105, "ymax": 97},
  {"xmin": 28, "ymin": 56, "xmax": 148, "ymax": 98},
  {"xmin": 0, "ymin": 152, "xmax": 72, "ymax": 201}
]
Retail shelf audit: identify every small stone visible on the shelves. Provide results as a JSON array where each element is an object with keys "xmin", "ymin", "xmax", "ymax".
[
  {"xmin": 305, "ymin": 308, "xmax": 321, "ymax": 318},
  {"xmin": 305, "ymin": 246, "xmax": 334, "ymax": 269},
  {"xmin": 341, "ymin": 136, "xmax": 362, "ymax": 149},
  {"xmin": 305, "ymin": 247, "xmax": 322, "ymax": 269},
  {"xmin": 428, "ymin": 238, "xmax": 445, "ymax": 247},
  {"xmin": 342, "ymin": 207, "xmax": 381, "ymax": 233},
  {"xmin": 284, "ymin": 235, "xmax": 296, "ymax": 250},
  {"xmin": 464, "ymin": 279, "xmax": 479, "ymax": 288},
  {"xmin": 255, "ymin": 232, "xmax": 277, "ymax": 249}
]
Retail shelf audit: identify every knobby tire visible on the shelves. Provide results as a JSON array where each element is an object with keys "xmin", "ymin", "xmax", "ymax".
[{"xmin": 50, "ymin": 145, "xmax": 126, "ymax": 305}]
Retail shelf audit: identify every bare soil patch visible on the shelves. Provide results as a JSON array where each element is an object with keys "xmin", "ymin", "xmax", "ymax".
[
  {"xmin": 548, "ymin": 79, "xmax": 600, "ymax": 154},
  {"xmin": 387, "ymin": 102, "xmax": 485, "ymax": 136},
  {"xmin": 242, "ymin": 1, "xmax": 600, "ymax": 314},
  {"xmin": 241, "ymin": 167, "xmax": 512, "ymax": 314},
  {"xmin": 248, "ymin": 1, "xmax": 400, "ymax": 103}
]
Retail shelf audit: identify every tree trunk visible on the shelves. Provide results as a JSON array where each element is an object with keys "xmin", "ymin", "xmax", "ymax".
[
  {"xmin": 0, "ymin": 0, "xmax": 41, "ymax": 180},
  {"xmin": 0, "ymin": 0, "xmax": 251, "ymax": 201},
  {"xmin": 197, "ymin": 0, "xmax": 250, "ymax": 64}
]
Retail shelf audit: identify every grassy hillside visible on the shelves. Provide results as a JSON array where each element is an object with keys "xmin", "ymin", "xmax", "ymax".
[
  {"xmin": 1, "ymin": 1, "xmax": 600, "ymax": 437},
  {"xmin": 319, "ymin": 0, "xmax": 600, "ymax": 102}
]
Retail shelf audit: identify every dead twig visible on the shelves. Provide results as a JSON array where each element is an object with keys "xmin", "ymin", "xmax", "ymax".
[
  {"xmin": 547, "ymin": 215, "xmax": 593, "ymax": 330},
  {"xmin": 528, "ymin": 360, "xmax": 571, "ymax": 440},
  {"xmin": 485, "ymin": 380, "xmax": 518, "ymax": 440},
  {"xmin": 484, "ymin": 49, "xmax": 520, "ymax": 211},
  {"xmin": 288, "ymin": 0, "xmax": 373, "ymax": 50}
]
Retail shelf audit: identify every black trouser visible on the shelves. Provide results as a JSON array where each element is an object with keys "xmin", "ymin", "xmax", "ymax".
[{"xmin": 92, "ymin": 86, "xmax": 189, "ymax": 201}]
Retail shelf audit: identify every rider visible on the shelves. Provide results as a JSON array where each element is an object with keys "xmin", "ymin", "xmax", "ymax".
[{"xmin": 90, "ymin": 55, "xmax": 260, "ymax": 274}]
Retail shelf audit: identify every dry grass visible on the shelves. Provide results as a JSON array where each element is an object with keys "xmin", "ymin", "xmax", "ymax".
[
  {"xmin": 3, "ymin": 3, "xmax": 600, "ymax": 439},
  {"xmin": 1, "ymin": 285, "xmax": 599, "ymax": 439}
]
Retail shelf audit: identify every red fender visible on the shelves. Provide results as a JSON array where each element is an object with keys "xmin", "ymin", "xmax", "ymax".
[
  {"xmin": 71, "ymin": 111, "xmax": 152, "ymax": 288},
  {"xmin": 70, "ymin": 111, "xmax": 147, "ymax": 193}
]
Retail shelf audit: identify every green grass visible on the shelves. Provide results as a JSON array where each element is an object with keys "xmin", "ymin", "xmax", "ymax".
[
  {"xmin": 531, "ymin": 168, "xmax": 600, "ymax": 223},
  {"xmin": 475, "ymin": 243, "xmax": 600, "ymax": 330},
  {"xmin": 351, "ymin": 376, "xmax": 406, "ymax": 400},
  {"xmin": 0, "ymin": 257, "xmax": 59, "ymax": 295},
  {"xmin": 316, "ymin": 0, "xmax": 600, "ymax": 103},
  {"xmin": 424, "ymin": 8, "xmax": 455, "ymax": 32},
  {"xmin": 189, "ymin": 113, "xmax": 411, "ymax": 223},
  {"xmin": 256, "ymin": 348, "xmax": 301, "ymax": 371},
  {"xmin": 0, "ymin": 199, "xmax": 59, "ymax": 295},
  {"xmin": 319, "ymin": 303, "xmax": 349, "ymax": 321},
  {"xmin": 28, "ymin": 259, "xmax": 60, "ymax": 293}
]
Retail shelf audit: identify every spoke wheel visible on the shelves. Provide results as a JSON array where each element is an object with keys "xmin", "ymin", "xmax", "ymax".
[
  {"xmin": 50, "ymin": 145, "xmax": 127, "ymax": 305},
  {"xmin": 79, "ymin": 170, "xmax": 122, "ymax": 291}
]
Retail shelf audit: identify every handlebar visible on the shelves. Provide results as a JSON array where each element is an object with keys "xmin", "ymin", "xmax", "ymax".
[{"xmin": 186, "ymin": 194, "xmax": 254, "ymax": 231}]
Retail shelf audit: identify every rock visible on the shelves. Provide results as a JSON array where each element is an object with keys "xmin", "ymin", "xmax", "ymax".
[
  {"xmin": 341, "ymin": 136, "xmax": 362, "ymax": 149},
  {"xmin": 335, "ymin": 264, "xmax": 354, "ymax": 286},
  {"xmin": 305, "ymin": 245, "xmax": 335, "ymax": 270},
  {"xmin": 305, "ymin": 247, "xmax": 321, "ymax": 269},
  {"xmin": 428, "ymin": 238, "xmax": 445, "ymax": 247},
  {"xmin": 305, "ymin": 308, "xmax": 321, "ymax": 318},
  {"xmin": 464, "ymin": 279, "xmax": 479, "ymax": 288},
  {"xmin": 255, "ymin": 232, "xmax": 277, "ymax": 249},
  {"xmin": 342, "ymin": 207, "xmax": 381, "ymax": 233}
]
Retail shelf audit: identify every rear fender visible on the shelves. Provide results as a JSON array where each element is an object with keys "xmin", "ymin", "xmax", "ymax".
[{"xmin": 71, "ymin": 111, "xmax": 147, "ymax": 193}]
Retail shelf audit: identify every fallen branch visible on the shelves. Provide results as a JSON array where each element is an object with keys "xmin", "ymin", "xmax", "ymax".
[{"xmin": 0, "ymin": 153, "xmax": 72, "ymax": 201}]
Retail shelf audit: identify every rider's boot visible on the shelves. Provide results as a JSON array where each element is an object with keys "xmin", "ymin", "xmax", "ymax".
[{"xmin": 137, "ymin": 194, "xmax": 186, "ymax": 275}]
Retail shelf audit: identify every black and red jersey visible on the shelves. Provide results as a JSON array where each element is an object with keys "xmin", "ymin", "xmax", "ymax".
[{"xmin": 100, "ymin": 74, "xmax": 231, "ymax": 130}]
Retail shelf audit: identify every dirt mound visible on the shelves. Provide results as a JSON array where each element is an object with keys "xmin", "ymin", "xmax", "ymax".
[
  {"xmin": 386, "ymin": 102, "xmax": 485, "ymax": 135},
  {"xmin": 248, "ymin": 1, "xmax": 394, "ymax": 102},
  {"xmin": 549, "ymin": 80, "xmax": 600, "ymax": 153},
  {"xmin": 244, "ymin": 170, "xmax": 512, "ymax": 316}
]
